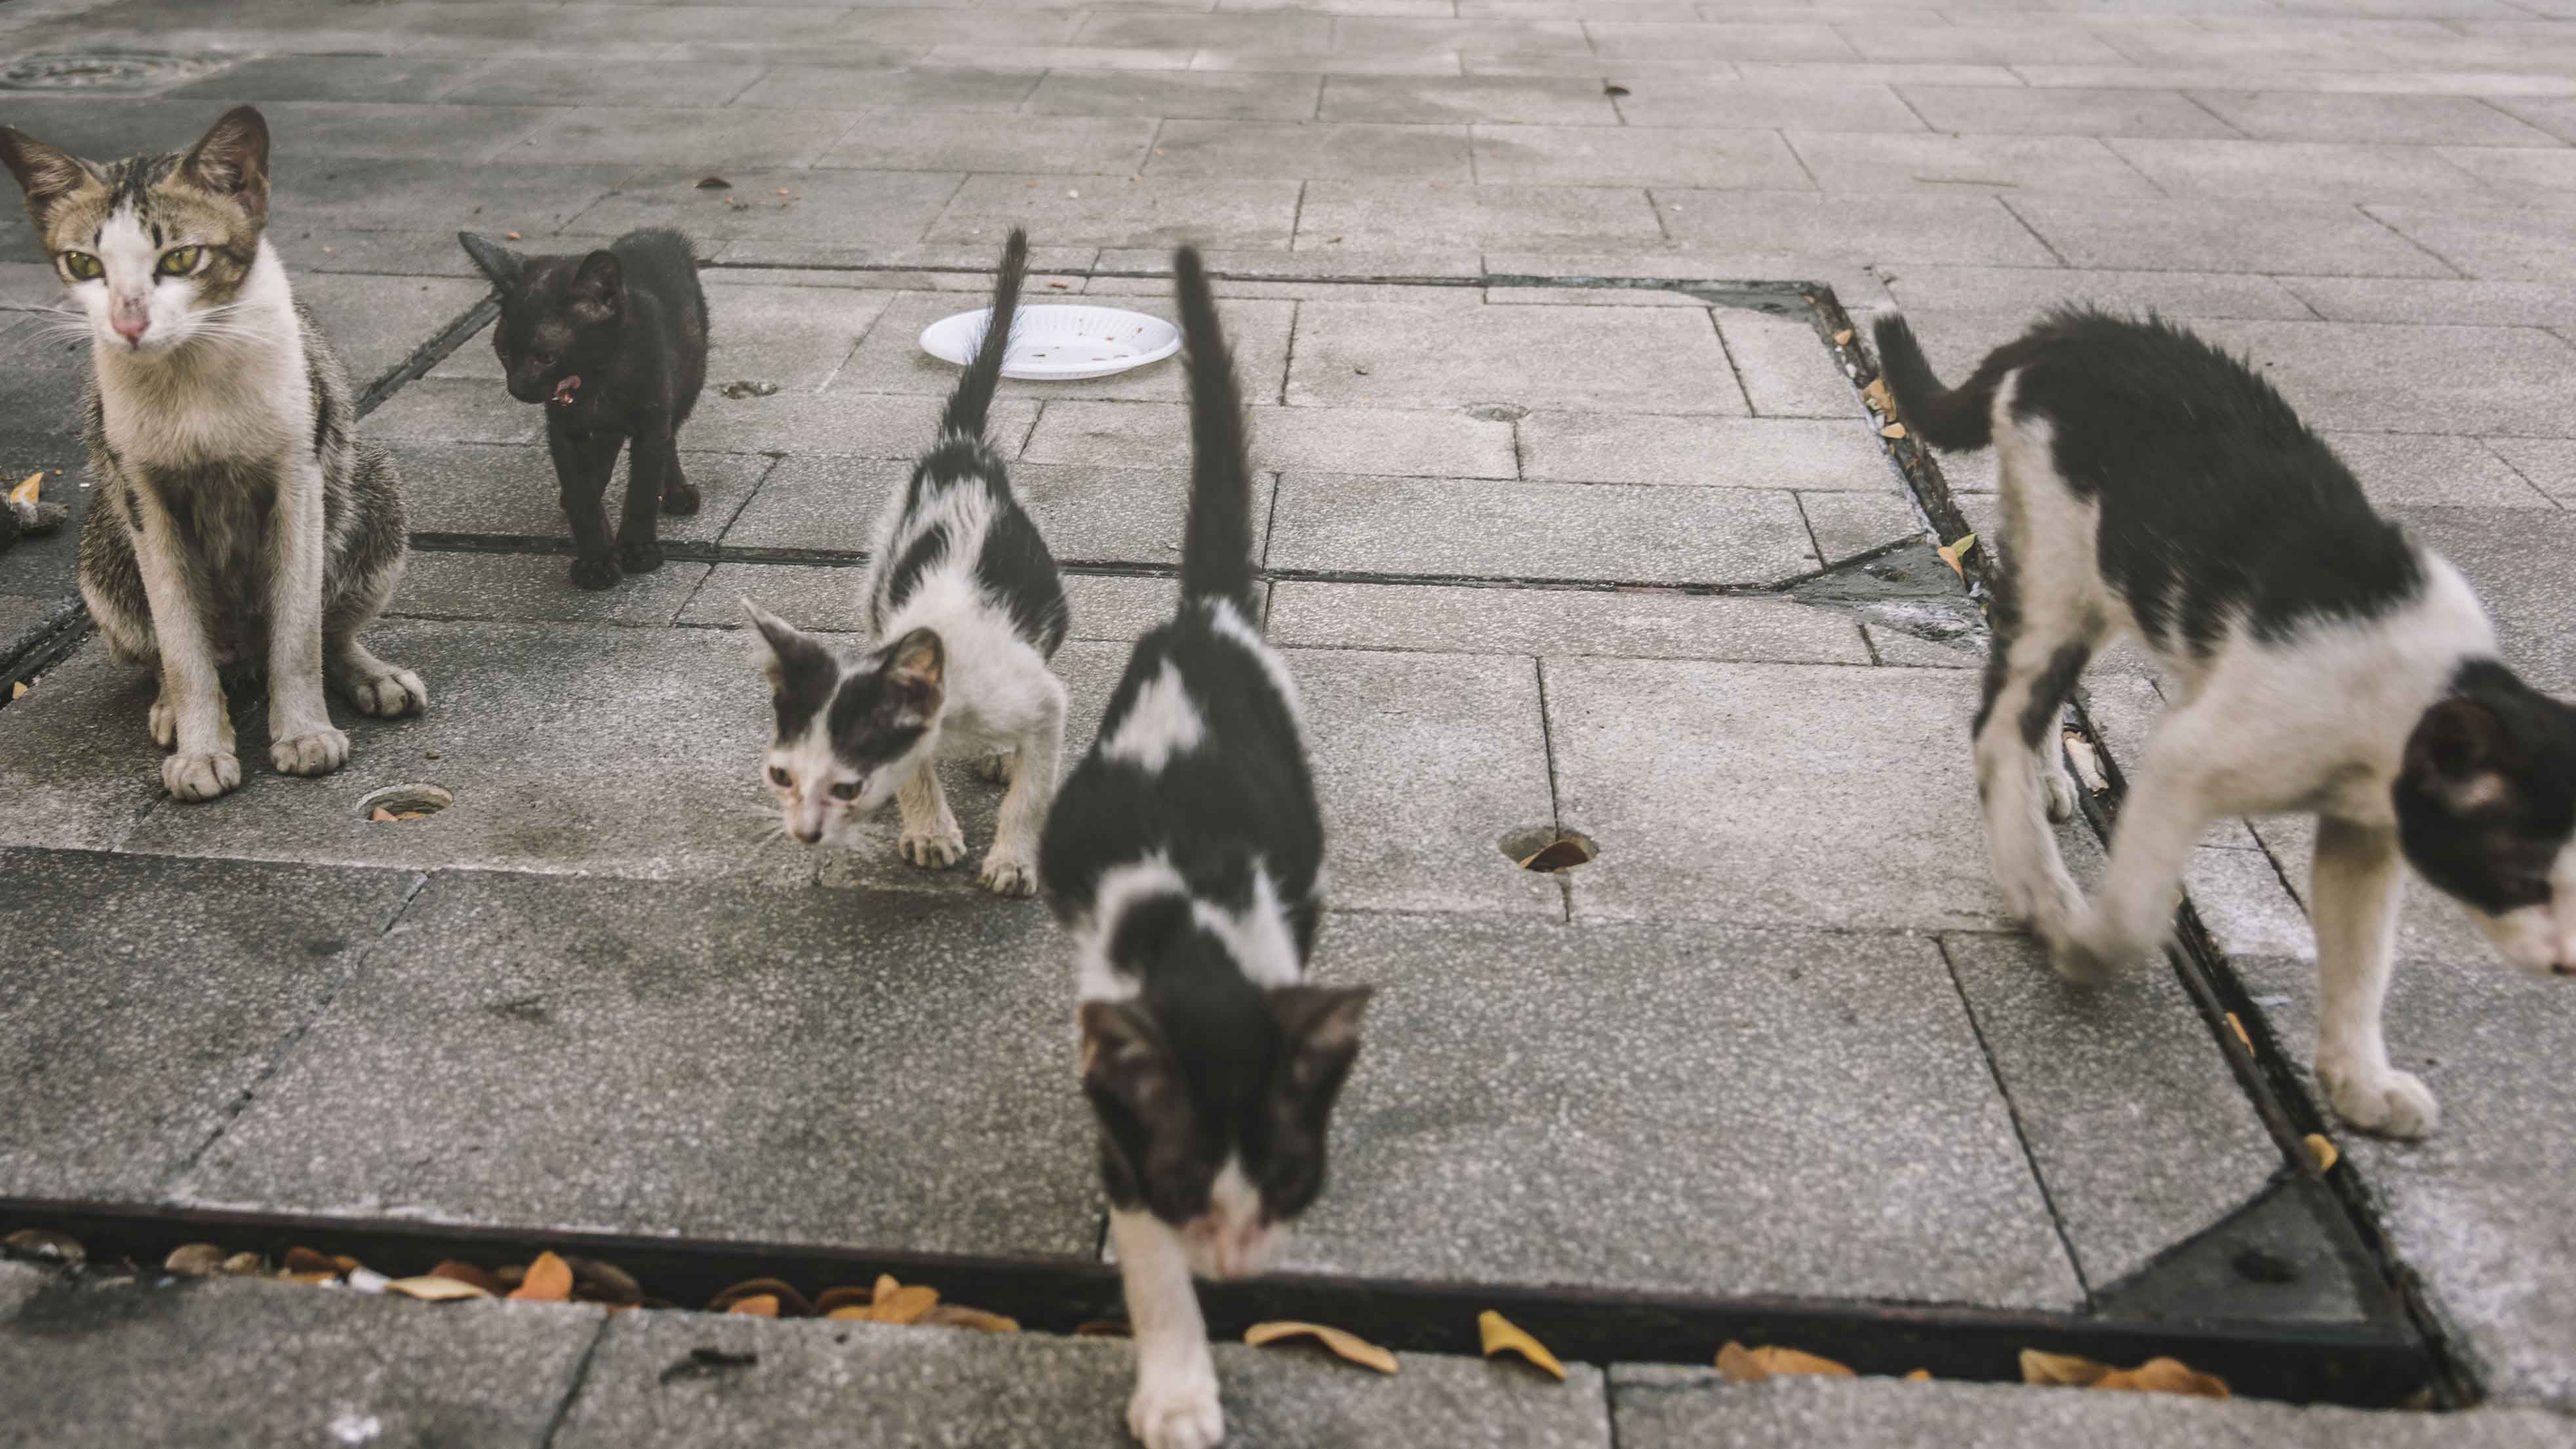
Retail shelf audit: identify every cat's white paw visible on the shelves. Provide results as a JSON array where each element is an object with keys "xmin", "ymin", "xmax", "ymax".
[
  {"xmin": 270, "ymin": 726, "xmax": 350, "ymax": 778},
  {"xmin": 149, "ymin": 697, "xmax": 178, "ymax": 750},
  {"xmin": 163, "ymin": 751, "xmax": 241, "ymax": 802},
  {"xmin": 979, "ymin": 851, "xmax": 1039, "ymax": 898},
  {"xmin": 977, "ymin": 752, "xmax": 1015, "ymax": 785},
  {"xmin": 900, "ymin": 827, "xmax": 966, "ymax": 869},
  {"xmin": 2041, "ymin": 909, "xmax": 2126, "ymax": 985},
  {"xmin": 2041, "ymin": 758, "xmax": 2080, "ymax": 822},
  {"xmin": 1128, "ymin": 1368, "xmax": 1224, "ymax": 1449},
  {"xmin": 2321, "ymin": 1062, "xmax": 2439, "ymax": 1139},
  {"xmin": 342, "ymin": 667, "xmax": 427, "ymax": 717}
]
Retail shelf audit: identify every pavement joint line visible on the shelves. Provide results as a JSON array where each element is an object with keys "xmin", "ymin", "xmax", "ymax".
[
  {"xmin": 1529, "ymin": 656, "xmax": 1573, "ymax": 924},
  {"xmin": 535, "ymin": 1314, "xmax": 613, "ymax": 1449},
  {"xmin": 0, "ymin": 1197, "xmax": 2436, "ymax": 1406},
  {"xmin": 352, "ymin": 293, "xmax": 501, "ymax": 420}
]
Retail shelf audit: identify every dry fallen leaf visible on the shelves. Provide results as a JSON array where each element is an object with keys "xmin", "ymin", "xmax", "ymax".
[
  {"xmin": 2225, "ymin": 1012, "xmax": 2251, "ymax": 1050},
  {"xmin": 1935, "ymin": 533, "xmax": 1978, "ymax": 579},
  {"xmin": 10, "ymin": 681, "xmax": 26, "ymax": 700},
  {"xmin": 2305, "ymin": 1133, "xmax": 2339, "ymax": 1173},
  {"xmin": 1862, "ymin": 378, "xmax": 1892, "ymax": 413},
  {"xmin": 163, "ymin": 1243, "xmax": 227, "ymax": 1277},
  {"xmin": 1517, "ymin": 838, "xmax": 1593, "ymax": 872},
  {"xmin": 728, "ymin": 1294, "xmax": 781, "ymax": 1318},
  {"xmin": 1716, "ymin": 1342, "xmax": 1855, "ymax": 1382},
  {"xmin": 1833, "ymin": 329, "xmax": 1854, "ymax": 346},
  {"xmin": 2019, "ymin": 1349, "xmax": 2107, "ymax": 1387},
  {"xmin": 386, "ymin": 1274, "xmax": 492, "ymax": 1302},
  {"xmin": 1904, "ymin": 1368, "xmax": 1933, "ymax": 1382},
  {"xmin": 566, "ymin": 1256, "xmax": 643, "ymax": 1307},
  {"xmin": 708, "ymin": 1278, "xmax": 812, "ymax": 1317},
  {"xmin": 2097, "ymin": 1358, "xmax": 2229, "ymax": 1399},
  {"xmin": 219, "ymin": 1252, "xmax": 265, "ymax": 1277},
  {"xmin": 1244, "ymin": 1321, "xmax": 1398, "ymax": 1375},
  {"xmin": 370, "ymin": 806, "xmax": 397, "ymax": 823},
  {"xmin": 1476, "ymin": 1311, "xmax": 1566, "ymax": 1381},
  {"xmin": 430, "ymin": 1261, "xmax": 506, "ymax": 1296},
  {"xmin": 696, "ymin": 176, "xmax": 730, "ymax": 190},
  {"xmin": 505, "ymin": 232, "xmax": 522, "ymax": 241},
  {"xmin": 920, "ymin": 1305, "xmax": 1020, "ymax": 1334},
  {"xmin": 1074, "ymin": 1320, "xmax": 1132, "ymax": 1338},
  {"xmin": 8, "ymin": 471, "xmax": 39, "ymax": 506},
  {"xmin": 509, "ymin": 1251, "xmax": 574, "ymax": 1303},
  {"xmin": 1881, "ymin": 423, "xmax": 1907, "ymax": 440},
  {"xmin": 283, "ymin": 1246, "xmax": 338, "ymax": 1277},
  {"xmin": 277, "ymin": 1271, "xmax": 338, "ymax": 1285}
]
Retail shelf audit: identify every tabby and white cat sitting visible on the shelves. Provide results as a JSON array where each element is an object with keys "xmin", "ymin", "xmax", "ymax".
[
  {"xmin": 0, "ymin": 106, "xmax": 423, "ymax": 802},
  {"xmin": 1039, "ymin": 249, "xmax": 1370, "ymax": 1449},
  {"xmin": 744, "ymin": 229, "xmax": 1069, "ymax": 896},
  {"xmin": 1878, "ymin": 308, "xmax": 2576, "ymax": 1140}
]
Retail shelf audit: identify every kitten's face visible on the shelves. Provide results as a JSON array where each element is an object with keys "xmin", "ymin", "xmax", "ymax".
[
  {"xmin": 1082, "ymin": 971, "xmax": 1369, "ymax": 1280},
  {"xmin": 2396, "ymin": 685, "xmax": 2576, "ymax": 976},
  {"xmin": 742, "ymin": 601, "xmax": 943, "ymax": 846},
  {"xmin": 458, "ymin": 234, "xmax": 623, "ymax": 407},
  {"xmin": 0, "ymin": 106, "xmax": 270, "ymax": 356}
]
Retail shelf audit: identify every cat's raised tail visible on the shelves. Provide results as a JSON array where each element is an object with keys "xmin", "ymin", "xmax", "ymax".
[
  {"xmin": 1873, "ymin": 313, "xmax": 2009, "ymax": 454},
  {"xmin": 1174, "ymin": 245, "xmax": 1256, "ymax": 614},
  {"xmin": 941, "ymin": 227, "xmax": 1030, "ymax": 443}
]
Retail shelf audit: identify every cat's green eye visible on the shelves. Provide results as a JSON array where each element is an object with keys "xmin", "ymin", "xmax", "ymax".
[
  {"xmin": 767, "ymin": 764, "xmax": 792, "ymax": 788},
  {"xmin": 60, "ymin": 251, "xmax": 101, "ymax": 281},
  {"xmin": 156, "ymin": 246, "xmax": 201, "ymax": 277},
  {"xmin": 829, "ymin": 780, "xmax": 862, "ymax": 802}
]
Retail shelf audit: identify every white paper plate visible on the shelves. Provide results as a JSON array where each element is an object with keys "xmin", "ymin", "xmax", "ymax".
[{"xmin": 919, "ymin": 304, "xmax": 1181, "ymax": 382}]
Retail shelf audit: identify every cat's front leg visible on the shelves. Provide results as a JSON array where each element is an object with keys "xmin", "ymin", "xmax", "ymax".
[
  {"xmin": 1111, "ymin": 1208, "xmax": 1224, "ymax": 1449},
  {"xmin": 981, "ymin": 678, "xmax": 1065, "ymax": 897},
  {"xmin": 2310, "ymin": 816, "xmax": 2438, "ymax": 1138},
  {"xmin": 264, "ymin": 458, "xmax": 348, "ymax": 778},
  {"xmin": 549, "ymin": 422, "xmax": 624, "ymax": 590},
  {"xmin": 616, "ymin": 428, "xmax": 674, "ymax": 576},
  {"xmin": 896, "ymin": 763, "xmax": 966, "ymax": 869},
  {"xmin": 126, "ymin": 486, "xmax": 239, "ymax": 800}
]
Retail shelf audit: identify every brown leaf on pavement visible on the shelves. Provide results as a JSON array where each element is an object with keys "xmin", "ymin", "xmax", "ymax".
[
  {"xmin": 728, "ymin": 1294, "xmax": 780, "ymax": 1318},
  {"xmin": 508, "ymin": 1251, "xmax": 574, "ymax": 1302},
  {"xmin": 8, "ymin": 471, "xmax": 39, "ymax": 506},
  {"xmin": 920, "ymin": 1305, "xmax": 1020, "ymax": 1334},
  {"xmin": 2019, "ymin": 1349, "xmax": 2108, "ymax": 1387},
  {"xmin": 707, "ymin": 1277, "xmax": 812, "ymax": 1317},
  {"xmin": 1716, "ymin": 1342, "xmax": 1855, "ymax": 1382},
  {"xmin": 163, "ymin": 1243, "xmax": 227, "ymax": 1277},
  {"xmin": 3, "ymin": 1229, "xmax": 85, "ymax": 1263},
  {"xmin": 1476, "ymin": 1311, "xmax": 1566, "ymax": 1381},
  {"xmin": 1244, "ymin": 1321, "xmax": 1398, "ymax": 1375},
  {"xmin": 2304, "ymin": 1134, "xmax": 2339, "ymax": 1173},
  {"xmin": 283, "ymin": 1246, "xmax": 338, "ymax": 1278},
  {"xmin": 430, "ymin": 1261, "xmax": 506, "ymax": 1296},
  {"xmin": 386, "ymin": 1275, "xmax": 492, "ymax": 1302}
]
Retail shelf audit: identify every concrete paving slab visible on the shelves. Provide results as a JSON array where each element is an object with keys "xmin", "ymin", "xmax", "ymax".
[
  {"xmin": 2327, "ymin": 431, "xmax": 2554, "ymax": 509},
  {"xmin": 1290, "ymin": 648, "xmax": 1561, "ymax": 917},
  {"xmin": 572, "ymin": 168, "xmax": 966, "ymax": 246},
  {"xmin": 825, "ymin": 291, "xmax": 1290, "ymax": 407},
  {"xmin": 2368, "ymin": 199, "xmax": 2576, "ymax": 281},
  {"xmin": 1654, "ymin": 190, "xmax": 2060, "ymax": 268},
  {"xmin": 165, "ymin": 54, "xmax": 485, "ymax": 104},
  {"xmin": 2436, "ymin": 147, "xmax": 2576, "ymax": 197},
  {"xmin": 0, "ymin": 640, "xmax": 188, "ymax": 853},
  {"xmin": 1294, "ymin": 912, "xmax": 2084, "ymax": 1305},
  {"xmin": 929, "ymin": 173, "xmax": 1305, "ymax": 249},
  {"xmin": 363, "ymin": 378, "xmax": 548, "ymax": 447},
  {"xmin": 2400, "ymin": 505, "xmax": 2576, "ymax": 695},
  {"xmin": 2107, "ymin": 138, "xmax": 2489, "ymax": 202},
  {"xmin": 1798, "ymin": 488, "xmax": 1922, "ymax": 565},
  {"xmin": 557, "ymin": 1313, "xmax": 1610, "ymax": 1449},
  {"xmin": 1147, "ymin": 119, "xmax": 1475, "ymax": 180},
  {"xmin": 1290, "ymin": 180, "xmax": 1667, "ymax": 252},
  {"xmin": 2009, "ymin": 195, "xmax": 2455, "ymax": 276},
  {"xmin": 816, "ymin": 111, "xmax": 1159, "ymax": 173},
  {"xmin": 1607, "ymin": 77, "xmax": 1924, "ymax": 132},
  {"xmin": 175, "ymin": 871, "xmax": 1100, "ymax": 1256},
  {"xmin": 1285, "ymin": 301, "xmax": 1744, "ymax": 414},
  {"xmin": 1878, "ymin": 266, "xmax": 2316, "ymax": 321},
  {"xmin": 1029, "ymin": 69, "xmax": 1322, "ymax": 120},
  {"xmin": 1584, "ymin": 18, "xmax": 1853, "ymax": 61},
  {"xmin": 0, "ymin": 1273, "xmax": 600, "ymax": 1449},
  {"xmin": 1714, "ymin": 308, "xmax": 1852, "ymax": 418},
  {"xmin": 2481, "ymin": 435, "xmax": 2576, "ymax": 502},
  {"xmin": 277, "ymin": 159, "xmax": 642, "ymax": 239},
  {"xmin": 388, "ymin": 552, "xmax": 716, "ymax": 625},
  {"xmin": 1790, "ymin": 132, "xmax": 2162, "ymax": 195},
  {"xmin": 682, "ymin": 390, "xmax": 1042, "ymax": 458},
  {"xmin": 2196, "ymin": 319, "xmax": 2576, "ymax": 437},
  {"xmin": 1895, "ymin": 84, "xmax": 2242, "ymax": 138},
  {"xmin": 429, "ymin": 283, "xmax": 883, "ymax": 397},
  {"xmin": 1610, "ymin": 1371, "xmax": 2576, "ymax": 1449},
  {"xmin": 0, "ymin": 431, "xmax": 104, "ymax": 603},
  {"xmin": 1471, "ymin": 125, "xmax": 1812, "ymax": 189},
  {"xmin": 1941, "ymin": 933, "xmax": 2281, "ymax": 1293},
  {"xmin": 734, "ymin": 65, "xmax": 1039, "ymax": 113},
  {"xmin": 0, "ymin": 848, "xmax": 421, "ymax": 1202},
  {"xmin": 2282, "ymin": 275, "xmax": 2576, "ymax": 327},
  {"xmin": 391, "ymin": 444, "xmax": 774, "ymax": 544},
  {"xmin": 296, "ymin": 273, "xmax": 492, "ymax": 393},
  {"xmin": 687, "ymin": 562, "xmax": 1203, "ymax": 643},
  {"xmin": 1320, "ymin": 73, "xmax": 1620, "ymax": 125},
  {"xmin": 1546, "ymin": 658, "xmax": 2095, "ymax": 931},
  {"xmin": 1266, "ymin": 582, "xmax": 1873, "ymax": 663},
  {"xmin": 1842, "ymin": 22, "xmax": 2128, "ymax": 66},
  {"xmin": 2194, "ymin": 89, "xmax": 2562, "ymax": 145},
  {"xmin": 2491, "ymin": 93, "xmax": 2576, "ymax": 144},
  {"xmin": 1247, "ymin": 404, "xmax": 1519, "ymax": 479},
  {"xmin": 1266, "ymin": 473, "xmax": 1819, "ymax": 584}
]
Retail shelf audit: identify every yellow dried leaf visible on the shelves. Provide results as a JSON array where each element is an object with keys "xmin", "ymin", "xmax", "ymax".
[
  {"xmin": 2305, "ymin": 1133, "xmax": 2339, "ymax": 1173},
  {"xmin": 385, "ymin": 1275, "xmax": 492, "ymax": 1301},
  {"xmin": 2225, "ymin": 1012, "xmax": 2251, "ymax": 1050},
  {"xmin": 1476, "ymin": 1311, "xmax": 1566, "ymax": 1381},
  {"xmin": 370, "ymin": 806, "xmax": 397, "ymax": 823},
  {"xmin": 10, "ymin": 681, "xmax": 25, "ymax": 700},
  {"xmin": 1833, "ymin": 329, "xmax": 1853, "ymax": 346},
  {"xmin": 277, "ymin": 1271, "xmax": 338, "ymax": 1285},
  {"xmin": 875, "ymin": 1284, "xmax": 939, "ymax": 1324},
  {"xmin": 1244, "ymin": 1321, "xmax": 1398, "ymax": 1375},
  {"xmin": 920, "ymin": 1305, "xmax": 1020, "ymax": 1334},
  {"xmin": 1862, "ymin": 378, "xmax": 1892, "ymax": 413},
  {"xmin": 1935, "ymin": 533, "xmax": 1978, "ymax": 578},
  {"xmin": 825, "ymin": 1304, "xmax": 875, "ymax": 1321},
  {"xmin": 728, "ymin": 1294, "xmax": 780, "ymax": 1318},
  {"xmin": 872, "ymin": 1273, "xmax": 902, "ymax": 1304},
  {"xmin": 1904, "ymin": 1368, "xmax": 1932, "ymax": 1381},
  {"xmin": 7, "ymin": 471, "xmax": 38, "ymax": 506},
  {"xmin": 2095, "ymin": 1357, "xmax": 2229, "ymax": 1399},
  {"xmin": 2020, "ymin": 1349, "xmax": 2110, "ymax": 1387},
  {"xmin": 163, "ymin": 1243, "xmax": 226, "ymax": 1277},
  {"xmin": 1716, "ymin": 1343, "xmax": 1854, "ymax": 1382},
  {"xmin": 508, "ymin": 1252, "xmax": 574, "ymax": 1303},
  {"xmin": 1881, "ymin": 423, "xmax": 1907, "ymax": 440}
]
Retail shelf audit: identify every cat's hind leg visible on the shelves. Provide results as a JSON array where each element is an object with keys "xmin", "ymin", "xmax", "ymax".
[
  {"xmin": 660, "ymin": 450, "xmax": 700, "ymax": 517},
  {"xmin": 1973, "ymin": 560, "xmax": 2096, "ymax": 949},
  {"xmin": 323, "ymin": 445, "xmax": 427, "ymax": 718}
]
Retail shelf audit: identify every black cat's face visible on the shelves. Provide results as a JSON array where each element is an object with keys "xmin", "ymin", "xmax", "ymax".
[
  {"xmin": 2395, "ymin": 671, "xmax": 2576, "ymax": 976},
  {"xmin": 741, "ymin": 601, "xmax": 943, "ymax": 846},
  {"xmin": 1080, "ymin": 962, "xmax": 1369, "ymax": 1280},
  {"xmin": 458, "ymin": 233, "xmax": 622, "ymax": 407}
]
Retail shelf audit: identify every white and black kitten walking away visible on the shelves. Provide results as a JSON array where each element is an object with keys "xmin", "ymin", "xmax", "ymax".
[
  {"xmin": 1039, "ymin": 249, "xmax": 1370, "ymax": 1449},
  {"xmin": 0, "ymin": 106, "xmax": 423, "ymax": 803},
  {"xmin": 1876, "ymin": 308, "xmax": 2576, "ymax": 1140},
  {"xmin": 743, "ymin": 229, "xmax": 1069, "ymax": 896}
]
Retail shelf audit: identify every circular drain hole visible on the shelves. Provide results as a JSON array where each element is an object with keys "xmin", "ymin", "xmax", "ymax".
[
  {"xmin": 1501, "ymin": 826, "xmax": 1597, "ymax": 873},
  {"xmin": 1465, "ymin": 402, "xmax": 1528, "ymax": 423},
  {"xmin": 359, "ymin": 784, "xmax": 452, "ymax": 823},
  {"xmin": 0, "ymin": 52, "xmax": 226, "ymax": 92}
]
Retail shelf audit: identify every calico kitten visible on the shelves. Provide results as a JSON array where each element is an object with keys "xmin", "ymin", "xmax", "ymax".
[
  {"xmin": 743, "ymin": 229, "xmax": 1069, "ymax": 896},
  {"xmin": 458, "ymin": 227, "xmax": 707, "ymax": 590},
  {"xmin": 1039, "ymin": 248, "xmax": 1370, "ymax": 1449},
  {"xmin": 0, "ymin": 106, "xmax": 423, "ymax": 802},
  {"xmin": 1876, "ymin": 308, "xmax": 2576, "ymax": 1140}
]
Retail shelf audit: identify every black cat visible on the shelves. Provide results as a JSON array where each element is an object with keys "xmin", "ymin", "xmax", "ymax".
[{"xmin": 458, "ymin": 227, "xmax": 708, "ymax": 589}]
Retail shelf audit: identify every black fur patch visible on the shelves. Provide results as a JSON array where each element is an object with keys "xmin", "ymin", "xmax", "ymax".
[
  {"xmin": 2395, "ymin": 658, "xmax": 2576, "ymax": 915},
  {"xmin": 2019, "ymin": 641, "xmax": 2092, "ymax": 749}
]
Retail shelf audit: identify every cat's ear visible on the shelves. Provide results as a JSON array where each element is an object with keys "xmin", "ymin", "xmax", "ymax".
[
  {"xmin": 1080, "ymin": 1000, "xmax": 1182, "ymax": 1119},
  {"xmin": 886, "ymin": 627, "xmax": 945, "ymax": 702},
  {"xmin": 456, "ymin": 231, "xmax": 524, "ymax": 290},
  {"xmin": 2405, "ymin": 697, "xmax": 2518, "ymax": 814},
  {"xmin": 570, "ymin": 249, "xmax": 624, "ymax": 315},
  {"xmin": 0, "ymin": 128, "xmax": 98, "ymax": 222},
  {"xmin": 1267, "ymin": 985, "xmax": 1370, "ymax": 1093},
  {"xmin": 181, "ymin": 106, "xmax": 269, "ymax": 221},
  {"xmin": 740, "ymin": 598, "xmax": 831, "ymax": 694}
]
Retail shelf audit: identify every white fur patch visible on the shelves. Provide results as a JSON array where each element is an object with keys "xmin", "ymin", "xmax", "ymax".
[
  {"xmin": 1075, "ymin": 855, "xmax": 1192, "ymax": 1003},
  {"xmin": 1103, "ymin": 662, "xmax": 1206, "ymax": 773}
]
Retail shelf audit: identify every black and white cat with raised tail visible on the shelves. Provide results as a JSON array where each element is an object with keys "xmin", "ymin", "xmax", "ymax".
[
  {"xmin": 742, "ymin": 229, "xmax": 1069, "ymax": 896},
  {"xmin": 1039, "ymin": 249, "xmax": 1369, "ymax": 1449},
  {"xmin": 1876, "ymin": 308, "xmax": 2576, "ymax": 1140}
]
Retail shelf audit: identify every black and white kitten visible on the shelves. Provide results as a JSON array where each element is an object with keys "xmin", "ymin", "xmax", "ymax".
[
  {"xmin": 1039, "ymin": 248, "xmax": 1370, "ymax": 1449},
  {"xmin": 458, "ymin": 227, "xmax": 707, "ymax": 590},
  {"xmin": 1877, "ymin": 308, "xmax": 2576, "ymax": 1140},
  {"xmin": 743, "ymin": 229, "xmax": 1069, "ymax": 897}
]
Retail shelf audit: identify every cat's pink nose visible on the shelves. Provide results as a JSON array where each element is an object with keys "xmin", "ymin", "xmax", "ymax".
[{"xmin": 111, "ymin": 315, "xmax": 149, "ymax": 343}]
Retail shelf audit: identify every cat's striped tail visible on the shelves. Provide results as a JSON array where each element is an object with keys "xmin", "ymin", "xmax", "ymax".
[
  {"xmin": 1174, "ymin": 247, "xmax": 1256, "ymax": 613},
  {"xmin": 940, "ymin": 228, "xmax": 1029, "ymax": 442},
  {"xmin": 1872, "ymin": 313, "xmax": 2000, "ymax": 453}
]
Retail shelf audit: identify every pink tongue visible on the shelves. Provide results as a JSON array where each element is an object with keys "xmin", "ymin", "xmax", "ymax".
[{"xmin": 553, "ymin": 375, "xmax": 581, "ymax": 405}]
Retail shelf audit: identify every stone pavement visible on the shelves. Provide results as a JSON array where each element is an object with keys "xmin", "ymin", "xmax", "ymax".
[{"xmin": 1, "ymin": 0, "xmax": 2573, "ymax": 1440}]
